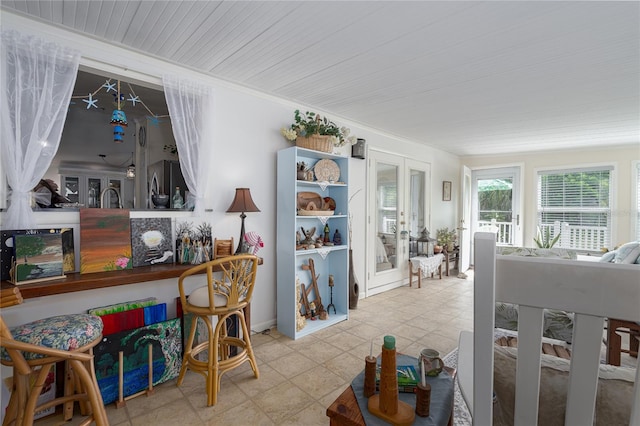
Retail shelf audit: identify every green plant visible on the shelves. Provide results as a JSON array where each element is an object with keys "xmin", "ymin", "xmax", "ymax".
[
  {"xmin": 281, "ymin": 109, "xmax": 356, "ymax": 147},
  {"xmin": 534, "ymin": 226, "xmax": 560, "ymax": 248},
  {"xmin": 436, "ymin": 227, "xmax": 457, "ymax": 246}
]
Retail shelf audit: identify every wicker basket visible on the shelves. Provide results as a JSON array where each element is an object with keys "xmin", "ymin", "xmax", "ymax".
[{"xmin": 295, "ymin": 135, "xmax": 333, "ymax": 153}]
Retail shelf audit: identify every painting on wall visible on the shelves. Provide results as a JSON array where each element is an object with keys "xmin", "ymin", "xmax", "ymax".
[
  {"xmin": 130, "ymin": 218, "xmax": 173, "ymax": 267},
  {"xmin": 93, "ymin": 318, "xmax": 182, "ymax": 404},
  {"xmin": 1, "ymin": 228, "xmax": 75, "ymax": 280},
  {"xmin": 80, "ymin": 209, "xmax": 132, "ymax": 274},
  {"xmin": 11, "ymin": 233, "xmax": 65, "ymax": 284}
]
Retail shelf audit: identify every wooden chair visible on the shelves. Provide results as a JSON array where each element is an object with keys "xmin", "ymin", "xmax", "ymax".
[
  {"xmin": 176, "ymin": 254, "xmax": 259, "ymax": 406},
  {"xmin": 213, "ymin": 237, "xmax": 234, "ymax": 259},
  {"xmin": 606, "ymin": 318, "xmax": 640, "ymax": 366},
  {"xmin": 0, "ymin": 314, "xmax": 108, "ymax": 426},
  {"xmin": 458, "ymin": 232, "xmax": 640, "ymax": 425}
]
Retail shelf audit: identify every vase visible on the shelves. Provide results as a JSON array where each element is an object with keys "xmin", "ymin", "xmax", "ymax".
[{"xmin": 349, "ymin": 249, "xmax": 359, "ymax": 309}]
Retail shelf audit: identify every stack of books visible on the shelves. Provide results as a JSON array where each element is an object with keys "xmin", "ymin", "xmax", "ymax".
[{"xmin": 375, "ymin": 364, "xmax": 420, "ymax": 393}]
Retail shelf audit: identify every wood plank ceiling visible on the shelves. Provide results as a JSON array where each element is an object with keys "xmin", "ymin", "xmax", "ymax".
[{"xmin": 2, "ymin": 1, "xmax": 639, "ymax": 156}]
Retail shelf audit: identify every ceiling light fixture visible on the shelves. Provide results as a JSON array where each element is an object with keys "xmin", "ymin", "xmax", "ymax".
[{"xmin": 126, "ymin": 152, "xmax": 135, "ymax": 179}]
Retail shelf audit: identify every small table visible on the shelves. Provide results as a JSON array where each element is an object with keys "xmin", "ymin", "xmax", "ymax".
[
  {"xmin": 327, "ymin": 365, "xmax": 456, "ymax": 426},
  {"xmin": 606, "ymin": 318, "xmax": 640, "ymax": 366},
  {"xmin": 442, "ymin": 249, "xmax": 459, "ymax": 276}
]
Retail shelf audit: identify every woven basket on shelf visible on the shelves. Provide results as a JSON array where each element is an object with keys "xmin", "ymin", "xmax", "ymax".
[{"xmin": 295, "ymin": 135, "xmax": 333, "ymax": 153}]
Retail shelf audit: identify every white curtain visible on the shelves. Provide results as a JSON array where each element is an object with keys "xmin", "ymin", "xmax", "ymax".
[
  {"xmin": 1, "ymin": 31, "xmax": 80, "ymax": 229},
  {"xmin": 162, "ymin": 75, "xmax": 214, "ymax": 215}
]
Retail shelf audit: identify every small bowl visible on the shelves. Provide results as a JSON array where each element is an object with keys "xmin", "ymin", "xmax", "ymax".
[{"xmin": 151, "ymin": 194, "xmax": 170, "ymax": 208}]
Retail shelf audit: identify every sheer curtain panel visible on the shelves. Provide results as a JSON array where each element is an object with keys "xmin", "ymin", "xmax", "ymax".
[
  {"xmin": 162, "ymin": 75, "xmax": 214, "ymax": 215},
  {"xmin": 1, "ymin": 31, "xmax": 80, "ymax": 228}
]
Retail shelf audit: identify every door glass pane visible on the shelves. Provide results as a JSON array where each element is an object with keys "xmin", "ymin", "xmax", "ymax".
[
  {"xmin": 104, "ymin": 179, "xmax": 122, "ymax": 208},
  {"xmin": 87, "ymin": 178, "xmax": 101, "ymax": 208},
  {"xmin": 408, "ymin": 169, "xmax": 425, "ymax": 257},
  {"xmin": 477, "ymin": 178, "xmax": 513, "ymax": 244},
  {"xmin": 376, "ymin": 162, "xmax": 398, "ymax": 272},
  {"xmin": 63, "ymin": 177, "xmax": 79, "ymax": 204}
]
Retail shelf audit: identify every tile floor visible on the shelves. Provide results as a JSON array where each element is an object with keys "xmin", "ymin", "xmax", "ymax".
[{"xmin": 35, "ymin": 269, "xmax": 636, "ymax": 426}]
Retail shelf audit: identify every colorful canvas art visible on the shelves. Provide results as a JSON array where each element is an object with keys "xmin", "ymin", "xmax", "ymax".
[
  {"xmin": 93, "ymin": 318, "xmax": 182, "ymax": 404},
  {"xmin": 130, "ymin": 218, "xmax": 173, "ymax": 267},
  {"xmin": 80, "ymin": 209, "xmax": 132, "ymax": 274},
  {"xmin": 1, "ymin": 228, "xmax": 75, "ymax": 280},
  {"xmin": 12, "ymin": 233, "xmax": 65, "ymax": 283}
]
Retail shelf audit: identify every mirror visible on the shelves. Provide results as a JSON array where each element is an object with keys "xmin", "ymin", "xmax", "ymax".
[{"xmin": 42, "ymin": 69, "xmax": 182, "ymax": 210}]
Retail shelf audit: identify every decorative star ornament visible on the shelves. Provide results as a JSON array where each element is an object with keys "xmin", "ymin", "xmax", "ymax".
[
  {"xmin": 82, "ymin": 93, "xmax": 98, "ymax": 109},
  {"xmin": 147, "ymin": 115, "xmax": 162, "ymax": 126},
  {"xmin": 102, "ymin": 80, "xmax": 116, "ymax": 92},
  {"xmin": 128, "ymin": 94, "xmax": 141, "ymax": 106}
]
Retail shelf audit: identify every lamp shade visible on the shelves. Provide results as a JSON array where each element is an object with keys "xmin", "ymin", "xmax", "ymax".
[{"xmin": 226, "ymin": 188, "xmax": 260, "ymax": 213}]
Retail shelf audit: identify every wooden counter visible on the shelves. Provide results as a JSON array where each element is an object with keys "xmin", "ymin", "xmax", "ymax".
[{"xmin": 1, "ymin": 258, "xmax": 263, "ymax": 300}]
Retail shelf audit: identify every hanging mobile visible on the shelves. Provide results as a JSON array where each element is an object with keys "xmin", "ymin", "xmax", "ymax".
[{"xmin": 327, "ymin": 275, "xmax": 336, "ymax": 314}]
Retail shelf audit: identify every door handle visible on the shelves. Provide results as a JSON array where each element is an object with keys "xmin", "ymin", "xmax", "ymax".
[{"xmin": 516, "ymin": 214, "xmax": 520, "ymax": 226}]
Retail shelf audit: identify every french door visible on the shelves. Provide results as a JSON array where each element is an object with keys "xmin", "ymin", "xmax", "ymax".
[
  {"xmin": 471, "ymin": 167, "xmax": 522, "ymax": 250},
  {"xmin": 367, "ymin": 150, "xmax": 430, "ymax": 296}
]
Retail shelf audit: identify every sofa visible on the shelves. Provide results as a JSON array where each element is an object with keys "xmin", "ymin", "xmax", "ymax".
[{"xmin": 494, "ymin": 243, "xmax": 640, "ymax": 344}]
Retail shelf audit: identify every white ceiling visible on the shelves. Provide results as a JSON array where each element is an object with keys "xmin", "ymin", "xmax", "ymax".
[{"xmin": 2, "ymin": 1, "xmax": 639, "ymax": 156}]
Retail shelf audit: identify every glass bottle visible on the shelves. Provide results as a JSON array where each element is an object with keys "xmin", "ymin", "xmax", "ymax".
[{"xmin": 172, "ymin": 186, "xmax": 183, "ymax": 209}]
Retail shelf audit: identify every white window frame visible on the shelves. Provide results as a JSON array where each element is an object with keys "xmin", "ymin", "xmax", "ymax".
[{"xmin": 536, "ymin": 164, "xmax": 615, "ymax": 252}]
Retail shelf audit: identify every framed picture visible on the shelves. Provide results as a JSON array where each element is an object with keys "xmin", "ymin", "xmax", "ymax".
[{"xmin": 443, "ymin": 181, "xmax": 452, "ymax": 201}]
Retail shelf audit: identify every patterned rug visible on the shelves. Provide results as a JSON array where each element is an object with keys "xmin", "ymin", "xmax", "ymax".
[{"xmin": 443, "ymin": 348, "xmax": 472, "ymax": 426}]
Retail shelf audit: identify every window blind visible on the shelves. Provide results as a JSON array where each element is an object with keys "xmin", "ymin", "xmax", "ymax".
[{"xmin": 537, "ymin": 166, "xmax": 613, "ymax": 250}]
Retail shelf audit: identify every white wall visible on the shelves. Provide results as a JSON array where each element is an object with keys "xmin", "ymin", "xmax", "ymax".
[
  {"xmin": 461, "ymin": 145, "xmax": 640, "ymax": 248},
  {"xmin": 1, "ymin": 12, "xmax": 460, "ymax": 333}
]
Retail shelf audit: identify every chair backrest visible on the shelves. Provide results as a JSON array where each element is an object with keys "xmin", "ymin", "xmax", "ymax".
[
  {"xmin": 473, "ymin": 232, "xmax": 640, "ymax": 426},
  {"xmin": 178, "ymin": 254, "xmax": 258, "ymax": 311},
  {"xmin": 213, "ymin": 237, "xmax": 234, "ymax": 259}
]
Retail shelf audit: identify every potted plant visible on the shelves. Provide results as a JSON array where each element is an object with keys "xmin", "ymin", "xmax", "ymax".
[
  {"xmin": 281, "ymin": 110, "xmax": 356, "ymax": 152},
  {"xmin": 436, "ymin": 227, "xmax": 457, "ymax": 252}
]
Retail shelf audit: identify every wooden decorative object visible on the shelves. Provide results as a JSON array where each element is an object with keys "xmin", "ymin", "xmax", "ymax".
[
  {"xmin": 368, "ymin": 336, "xmax": 415, "ymax": 426},
  {"xmin": 213, "ymin": 237, "xmax": 234, "ymax": 259},
  {"xmin": 300, "ymin": 259, "xmax": 326, "ymax": 318}
]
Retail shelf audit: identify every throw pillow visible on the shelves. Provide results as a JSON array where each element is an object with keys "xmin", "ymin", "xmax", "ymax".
[
  {"xmin": 598, "ymin": 250, "xmax": 616, "ymax": 263},
  {"xmin": 492, "ymin": 345, "xmax": 635, "ymax": 426},
  {"xmin": 613, "ymin": 241, "xmax": 640, "ymax": 264}
]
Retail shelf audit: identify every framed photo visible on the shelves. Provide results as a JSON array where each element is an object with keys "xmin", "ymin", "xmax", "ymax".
[{"xmin": 443, "ymin": 181, "xmax": 452, "ymax": 201}]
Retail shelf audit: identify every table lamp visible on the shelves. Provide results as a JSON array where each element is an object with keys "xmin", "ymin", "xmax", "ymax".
[{"xmin": 226, "ymin": 188, "xmax": 261, "ymax": 254}]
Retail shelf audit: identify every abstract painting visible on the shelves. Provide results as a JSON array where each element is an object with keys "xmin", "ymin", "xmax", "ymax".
[
  {"xmin": 130, "ymin": 218, "xmax": 173, "ymax": 267},
  {"xmin": 12, "ymin": 233, "xmax": 64, "ymax": 283},
  {"xmin": 80, "ymin": 209, "xmax": 132, "ymax": 274},
  {"xmin": 1, "ymin": 228, "xmax": 74, "ymax": 280},
  {"xmin": 93, "ymin": 318, "xmax": 182, "ymax": 404}
]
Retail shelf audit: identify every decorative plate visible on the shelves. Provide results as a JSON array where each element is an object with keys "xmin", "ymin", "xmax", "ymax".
[
  {"xmin": 322, "ymin": 197, "xmax": 336, "ymax": 211},
  {"xmin": 314, "ymin": 159, "xmax": 340, "ymax": 182}
]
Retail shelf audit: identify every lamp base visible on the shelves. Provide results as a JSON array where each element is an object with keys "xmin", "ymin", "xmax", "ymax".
[{"xmin": 235, "ymin": 213, "xmax": 247, "ymax": 255}]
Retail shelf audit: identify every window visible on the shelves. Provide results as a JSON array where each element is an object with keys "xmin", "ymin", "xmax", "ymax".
[
  {"xmin": 634, "ymin": 161, "xmax": 640, "ymax": 241},
  {"xmin": 537, "ymin": 166, "xmax": 613, "ymax": 251}
]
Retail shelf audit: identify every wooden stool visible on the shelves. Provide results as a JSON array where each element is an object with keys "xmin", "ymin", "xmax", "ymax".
[
  {"xmin": 177, "ymin": 255, "xmax": 260, "ymax": 406},
  {"xmin": 1, "ymin": 314, "xmax": 108, "ymax": 425}
]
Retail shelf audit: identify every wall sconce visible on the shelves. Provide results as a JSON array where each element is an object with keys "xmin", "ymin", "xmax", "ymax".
[
  {"xmin": 351, "ymin": 138, "xmax": 366, "ymax": 159},
  {"xmin": 226, "ymin": 188, "xmax": 261, "ymax": 254}
]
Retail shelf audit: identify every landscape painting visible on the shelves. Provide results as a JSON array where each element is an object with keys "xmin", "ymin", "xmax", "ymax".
[
  {"xmin": 1, "ymin": 228, "xmax": 75, "ymax": 280},
  {"xmin": 93, "ymin": 318, "xmax": 182, "ymax": 404},
  {"xmin": 130, "ymin": 218, "xmax": 173, "ymax": 267},
  {"xmin": 80, "ymin": 209, "xmax": 132, "ymax": 274},
  {"xmin": 12, "ymin": 233, "xmax": 64, "ymax": 283}
]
